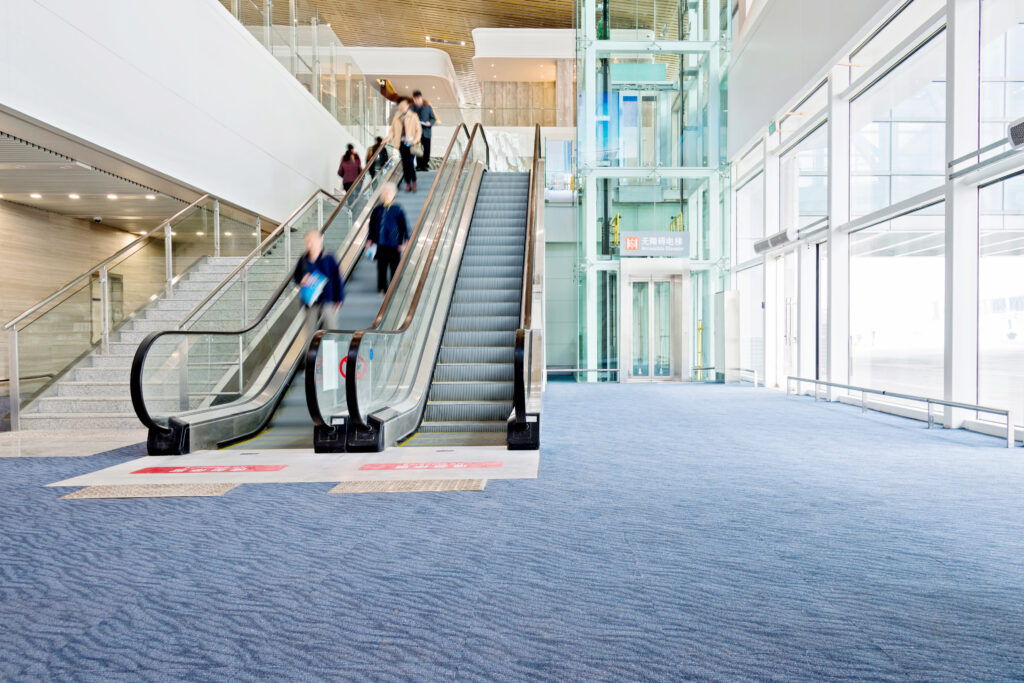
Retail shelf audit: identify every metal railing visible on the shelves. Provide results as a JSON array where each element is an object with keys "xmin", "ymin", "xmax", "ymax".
[
  {"xmin": 3, "ymin": 193, "xmax": 272, "ymax": 430},
  {"xmin": 787, "ymin": 376, "xmax": 1017, "ymax": 449}
]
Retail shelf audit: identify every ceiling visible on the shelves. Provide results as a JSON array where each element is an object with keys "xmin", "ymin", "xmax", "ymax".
[
  {"xmin": 0, "ymin": 133, "xmax": 184, "ymax": 234},
  {"xmin": 307, "ymin": 0, "xmax": 575, "ymax": 102}
]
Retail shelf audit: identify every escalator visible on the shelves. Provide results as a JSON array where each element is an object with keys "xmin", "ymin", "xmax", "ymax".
[
  {"xmin": 306, "ymin": 124, "xmax": 543, "ymax": 452},
  {"xmin": 130, "ymin": 128, "xmax": 472, "ymax": 454}
]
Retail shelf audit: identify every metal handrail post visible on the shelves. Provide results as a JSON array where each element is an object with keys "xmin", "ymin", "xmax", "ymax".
[
  {"xmin": 238, "ymin": 337, "xmax": 245, "ymax": 394},
  {"xmin": 8, "ymin": 329, "xmax": 19, "ymax": 431},
  {"xmin": 318, "ymin": 195, "xmax": 324, "ymax": 231},
  {"xmin": 284, "ymin": 215, "xmax": 292, "ymax": 268},
  {"xmin": 99, "ymin": 266, "xmax": 110, "ymax": 353},
  {"xmin": 1008, "ymin": 411, "xmax": 1016, "ymax": 449},
  {"xmin": 926, "ymin": 400, "xmax": 933, "ymax": 429},
  {"xmin": 241, "ymin": 266, "xmax": 249, "ymax": 326},
  {"xmin": 164, "ymin": 223, "xmax": 174, "ymax": 297},
  {"xmin": 213, "ymin": 199, "xmax": 221, "ymax": 258},
  {"xmin": 311, "ymin": 16, "xmax": 321, "ymax": 104},
  {"xmin": 255, "ymin": 216, "xmax": 262, "ymax": 251}
]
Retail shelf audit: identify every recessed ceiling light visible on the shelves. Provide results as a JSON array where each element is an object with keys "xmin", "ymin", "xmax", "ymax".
[
  {"xmin": 460, "ymin": 41, "xmax": 466, "ymax": 45},
  {"xmin": 252, "ymin": 231, "xmax": 258, "ymax": 236},
  {"xmin": 107, "ymin": 194, "xmax": 118, "ymax": 199},
  {"xmin": 30, "ymin": 193, "xmax": 42, "ymax": 199},
  {"xmin": 68, "ymin": 193, "xmax": 80, "ymax": 199},
  {"xmin": 170, "ymin": 231, "xmax": 177, "ymax": 236},
  {"xmin": 0, "ymin": 194, "xmax": 4, "ymax": 199},
  {"xmin": 491, "ymin": 63, "xmax": 495, "ymax": 67},
  {"xmin": 137, "ymin": 231, "xmax": 146, "ymax": 235},
  {"xmin": 196, "ymin": 231, "xmax": 205, "ymax": 236},
  {"xmin": 225, "ymin": 232, "xmax": 232, "ymax": 236},
  {"xmin": 145, "ymin": 194, "xmax": 156, "ymax": 200}
]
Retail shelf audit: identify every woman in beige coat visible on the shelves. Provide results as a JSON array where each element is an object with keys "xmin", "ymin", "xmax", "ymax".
[{"xmin": 383, "ymin": 97, "xmax": 423, "ymax": 192}]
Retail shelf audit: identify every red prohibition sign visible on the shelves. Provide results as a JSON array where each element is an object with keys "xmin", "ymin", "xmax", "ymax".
[{"xmin": 339, "ymin": 356, "xmax": 367, "ymax": 380}]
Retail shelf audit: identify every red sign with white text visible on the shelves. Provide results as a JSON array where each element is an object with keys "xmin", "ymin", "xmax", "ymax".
[
  {"xmin": 359, "ymin": 461, "xmax": 503, "ymax": 471},
  {"xmin": 132, "ymin": 465, "xmax": 287, "ymax": 474}
]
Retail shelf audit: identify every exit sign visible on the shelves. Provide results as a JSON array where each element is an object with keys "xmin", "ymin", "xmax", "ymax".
[{"xmin": 768, "ymin": 121, "xmax": 777, "ymax": 135}]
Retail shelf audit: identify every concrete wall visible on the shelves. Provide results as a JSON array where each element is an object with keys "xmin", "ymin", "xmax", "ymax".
[{"xmin": 0, "ymin": 0, "xmax": 359, "ymax": 221}]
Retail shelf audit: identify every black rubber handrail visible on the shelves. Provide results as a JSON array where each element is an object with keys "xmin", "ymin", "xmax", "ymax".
[
  {"xmin": 305, "ymin": 123, "xmax": 488, "ymax": 430},
  {"xmin": 130, "ymin": 142, "xmax": 396, "ymax": 434},
  {"xmin": 512, "ymin": 124, "xmax": 542, "ymax": 424}
]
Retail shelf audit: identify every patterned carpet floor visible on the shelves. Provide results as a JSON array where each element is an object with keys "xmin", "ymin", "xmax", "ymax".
[{"xmin": 2, "ymin": 383, "xmax": 1023, "ymax": 681}]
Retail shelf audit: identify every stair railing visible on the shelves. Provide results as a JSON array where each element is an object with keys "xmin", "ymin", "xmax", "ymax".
[
  {"xmin": 509, "ymin": 123, "xmax": 544, "ymax": 450},
  {"xmin": 2, "ymin": 193, "xmax": 273, "ymax": 430}
]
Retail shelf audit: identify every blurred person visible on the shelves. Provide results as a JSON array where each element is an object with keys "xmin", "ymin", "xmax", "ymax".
[
  {"xmin": 411, "ymin": 90, "xmax": 437, "ymax": 172},
  {"xmin": 338, "ymin": 144, "xmax": 362, "ymax": 193},
  {"xmin": 366, "ymin": 136, "xmax": 388, "ymax": 178},
  {"xmin": 367, "ymin": 183, "xmax": 409, "ymax": 294},
  {"xmin": 383, "ymin": 97, "xmax": 422, "ymax": 192},
  {"xmin": 293, "ymin": 230, "xmax": 344, "ymax": 328}
]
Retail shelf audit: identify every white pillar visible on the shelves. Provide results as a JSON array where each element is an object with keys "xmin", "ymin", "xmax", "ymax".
[
  {"xmin": 944, "ymin": 0, "xmax": 981, "ymax": 426},
  {"xmin": 826, "ymin": 67, "xmax": 851, "ymax": 392}
]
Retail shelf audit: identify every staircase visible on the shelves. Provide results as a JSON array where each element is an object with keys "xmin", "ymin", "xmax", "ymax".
[
  {"xmin": 410, "ymin": 172, "xmax": 529, "ymax": 446},
  {"xmin": 18, "ymin": 257, "xmax": 245, "ymax": 431}
]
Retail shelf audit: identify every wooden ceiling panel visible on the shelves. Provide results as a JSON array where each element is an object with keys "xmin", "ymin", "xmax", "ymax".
[{"xmin": 308, "ymin": 0, "xmax": 574, "ymax": 101}]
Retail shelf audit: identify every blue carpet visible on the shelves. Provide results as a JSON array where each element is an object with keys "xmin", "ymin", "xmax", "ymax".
[{"xmin": 1, "ymin": 384, "xmax": 1023, "ymax": 681}]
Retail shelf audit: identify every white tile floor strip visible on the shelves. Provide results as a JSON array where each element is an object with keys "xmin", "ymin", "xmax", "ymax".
[
  {"xmin": 1, "ymin": 430, "xmax": 148, "ymax": 458},
  {"xmin": 48, "ymin": 446, "xmax": 539, "ymax": 488},
  {"xmin": 61, "ymin": 483, "xmax": 239, "ymax": 499},
  {"xmin": 328, "ymin": 479, "xmax": 487, "ymax": 494}
]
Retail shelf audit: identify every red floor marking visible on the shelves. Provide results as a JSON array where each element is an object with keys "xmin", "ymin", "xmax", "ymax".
[
  {"xmin": 359, "ymin": 461, "xmax": 503, "ymax": 471},
  {"xmin": 132, "ymin": 465, "xmax": 287, "ymax": 474}
]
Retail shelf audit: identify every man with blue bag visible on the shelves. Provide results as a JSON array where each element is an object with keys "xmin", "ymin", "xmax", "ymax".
[{"xmin": 293, "ymin": 230, "xmax": 344, "ymax": 327}]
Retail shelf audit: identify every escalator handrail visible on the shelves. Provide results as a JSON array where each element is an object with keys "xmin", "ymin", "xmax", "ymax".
[
  {"xmin": 178, "ymin": 142, "xmax": 393, "ymax": 329},
  {"xmin": 304, "ymin": 123, "xmax": 486, "ymax": 429},
  {"xmin": 512, "ymin": 124, "xmax": 543, "ymax": 424},
  {"xmin": 130, "ymin": 147, "xmax": 397, "ymax": 434}
]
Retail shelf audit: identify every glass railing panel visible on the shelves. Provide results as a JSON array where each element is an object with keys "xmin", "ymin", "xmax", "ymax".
[
  {"xmin": 307, "ymin": 130, "xmax": 472, "ymax": 423},
  {"xmin": 353, "ymin": 164, "xmax": 474, "ymax": 421},
  {"xmin": 107, "ymin": 235, "xmax": 169, "ymax": 327},
  {"xmin": 13, "ymin": 283, "xmax": 94, "ymax": 409}
]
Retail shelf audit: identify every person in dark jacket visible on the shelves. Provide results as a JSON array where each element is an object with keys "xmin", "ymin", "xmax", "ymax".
[
  {"xmin": 411, "ymin": 90, "xmax": 437, "ymax": 172},
  {"xmin": 292, "ymin": 230, "xmax": 344, "ymax": 327},
  {"xmin": 368, "ymin": 183, "xmax": 409, "ymax": 294},
  {"xmin": 366, "ymin": 136, "xmax": 388, "ymax": 178}
]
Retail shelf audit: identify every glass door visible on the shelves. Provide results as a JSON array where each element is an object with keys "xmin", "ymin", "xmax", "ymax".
[
  {"xmin": 775, "ymin": 251, "xmax": 799, "ymax": 385},
  {"xmin": 629, "ymin": 277, "xmax": 675, "ymax": 380},
  {"xmin": 631, "ymin": 281, "xmax": 650, "ymax": 377}
]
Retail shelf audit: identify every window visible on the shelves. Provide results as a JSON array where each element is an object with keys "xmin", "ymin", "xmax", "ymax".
[
  {"xmin": 978, "ymin": 172, "xmax": 1024, "ymax": 426},
  {"xmin": 850, "ymin": 33, "xmax": 946, "ymax": 217},
  {"xmin": 737, "ymin": 265, "xmax": 765, "ymax": 379},
  {"xmin": 849, "ymin": 203, "xmax": 945, "ymax": 398},
  {"xmin": 780, "ymin": 124, "xmax": 829, "ymax": 230},
  {"xmin": 735, "ymin": 173, "xmax": 764, "ymax": 263},
  {"xmin": 981, "ymin": 0, "xmax": 1024, "ymax": 149},
  {"xmin": 778, "ymin": 81, "xmax": 828, "ymax": 145}
]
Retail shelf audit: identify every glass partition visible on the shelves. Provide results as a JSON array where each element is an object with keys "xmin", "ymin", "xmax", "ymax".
[
  {"xmin": 978, "ymin": 172, "xmax": 1024, "ymax": 426},
  {"xmin": 980, "ymin": 0, "xmax": 1024, "ymax": 151},
  {"xmin": 780, "ymin": 124, "xmax": 829, "ymax": 231},
  {"xmin": 307, "ymin": 129, "xmax": 478, "ymax": 426},
  {"xmin": 134, "ymin": 161, "xmax": 399, "ymax": 427},
  {"xmin": 849, "ymin": 203, "xmax": 945, "ymax": 398},
  {"xmin": 850, "ymin": 33, "xmax": 946, "ymax": 218},
  {"xmin": 735, "ymin": 173, "xmax": 764, "ymax": 263}
]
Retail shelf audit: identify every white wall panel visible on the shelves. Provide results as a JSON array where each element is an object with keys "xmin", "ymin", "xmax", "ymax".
[{"xmin": 0, "ymin": 0, "xmax": 358, "ymax": 221}]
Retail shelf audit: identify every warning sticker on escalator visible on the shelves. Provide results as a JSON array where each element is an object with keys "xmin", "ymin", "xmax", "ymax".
[{"xmin": 132, "ymin": 465, "xmax": 288, "ymax": 474}]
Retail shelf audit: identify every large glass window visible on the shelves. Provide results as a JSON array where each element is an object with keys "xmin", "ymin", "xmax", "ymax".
[
  {"xmin": 735, "ymin": 173, "xmax": 764, "ymax": 263},
  {"xmin": 978, "ymin": 172, "xmax": 1024, "ymax": 426},
  {"xmin": 737, "ymin": 265, "xmax": 765, "ymax": 379},
  {"xmin": 780, "ymin": 124, "xmax": 829, "ymax": 230},
  {"xmin": 981, "ymin": 0, "xmax": 1024, "ymax": 149},
  {"xmin": 849, "ymin": 203, "xmax": 945, "ymax": 397},
  {"xmin": 594, "ymin": 52, "xmax": 709, "ymax": 167},
  {"xmin": 850, "ymin": 34, "xmax": 946, "ymax": 217}
]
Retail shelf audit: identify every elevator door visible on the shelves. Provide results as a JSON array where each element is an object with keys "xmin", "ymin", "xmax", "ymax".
[{"xmin": 629, "ymin": 278, "xmax": 673, "ymax": 380}]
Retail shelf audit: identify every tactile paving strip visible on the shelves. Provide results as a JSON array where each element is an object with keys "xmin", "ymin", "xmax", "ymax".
[
  {"xmin": 328, "ymin": 479, "xmax": 487, "ymax": 494},
  {"xmin": 61, "ymin": 483, "xmax": 239, "ymax": 499}
]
